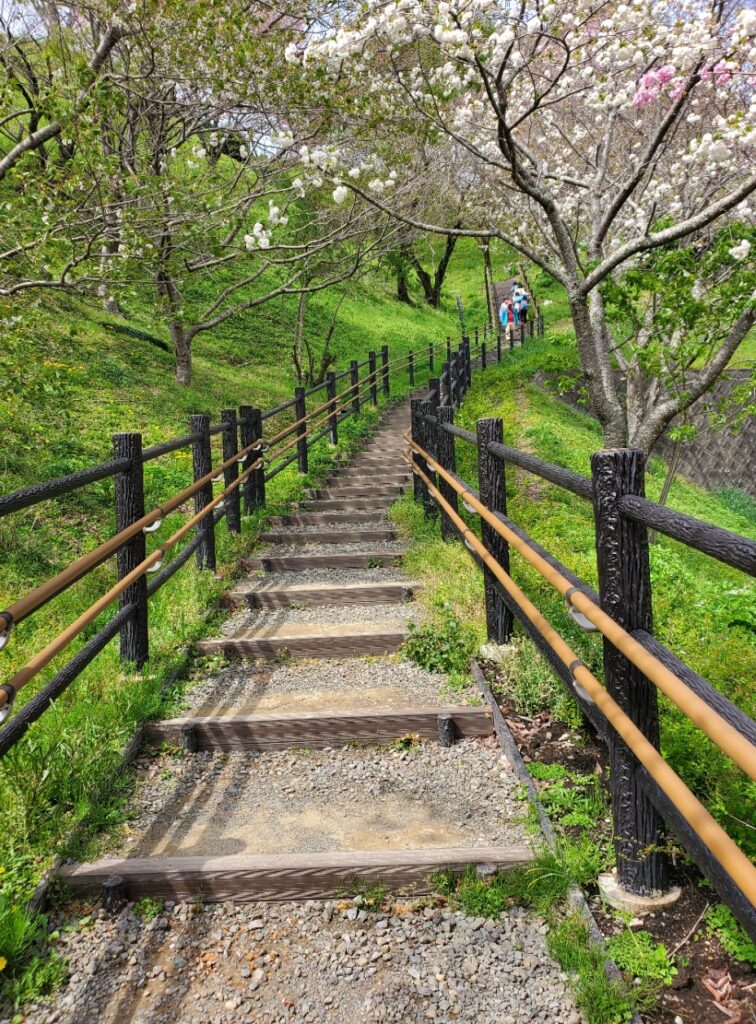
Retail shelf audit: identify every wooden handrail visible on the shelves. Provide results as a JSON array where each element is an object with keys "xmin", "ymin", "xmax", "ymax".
[
  {"xmin": 406, "ymin": 434, "xmax": 756, "ymax": 782},
  {"xmin": 405, "ymin": 450, "xmax": 756, "ymax": 906}
]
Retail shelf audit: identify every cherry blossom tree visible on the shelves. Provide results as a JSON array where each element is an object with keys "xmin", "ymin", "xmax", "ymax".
[{"xmin": 283, "ymin": 0, "xmax": 756, "ymax": 452}]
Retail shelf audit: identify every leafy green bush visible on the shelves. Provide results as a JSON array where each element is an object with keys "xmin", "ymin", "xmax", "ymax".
[
  {"xmin": 548, "ymin": 916, "xmax": 634, "ymax": 1024},
  {"xmin": 403, "ymin": 606, "xmax": 478, "ymax": 676},
  {"xmin": 607, "ymin": 929, "xmax": 677, "ymax": 986},
  {"xmin": 705, "ymin": 905, "xmax": 756, "ymax": 966},
  {"xmin": 0, "ymin": 896, "xmax": 67, "ymax": 1009}
]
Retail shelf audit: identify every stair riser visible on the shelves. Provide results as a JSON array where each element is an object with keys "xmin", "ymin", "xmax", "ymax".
[
  {"xmin": 259, "ymin": 531, "xmax": 396, "ymax": 545},
  {"xmin": 232, "ymin": 582, "xmax": 418, "ymax": 608},
  {"xmin": 246, "ymin": 553, "xmax": 403, "ymax": 570},
  {"xmin": 270, "ymin": 513, "xmax": 388, "ymax": 526},
  {"xmin": 145, "ymin": 709, "xmax": 492, "ymax": 752},
  {"xmin": 196, "ymin": 634, "xmax": 405, "ymax": 658},
  {"xmin": 58, "ymin": 848, "xmax": 532, "ymax": 903},
  {"xmin": 302, "ymin": 501, "xmax": 394, "ymax": 512},
  {"xmin": 314, "ymin": 488, "xmax": 403, "ymax": 500}
]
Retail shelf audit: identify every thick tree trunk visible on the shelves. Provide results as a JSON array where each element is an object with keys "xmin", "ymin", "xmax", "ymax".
[
  {"xmin": 171, "ymin": 322, "xmax": 192, "ymax": 386},
  {"xmin": 396, "ymin": 266, "xmax": 413, "ymax": 305},
  {"xmin": 568, "ymin": 291, "xmax": 628, "ymax": 448}
]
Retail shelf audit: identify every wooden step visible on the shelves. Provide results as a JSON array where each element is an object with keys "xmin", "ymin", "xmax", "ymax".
[
  {"xmin": 314, "ymin": 487, "xmax": 404, "ymax": 500},
  {"xmin": 302, "ymin": 499, "xmax": 394, "ymax": 512},
  {"xmin": 269, "ymin": 512, "xmax": 388, "ymax": 526},
  {"xmin": 232, "ymin": 580, "xmax": 419, "ymax": 608},
  {"xmin": 259, "ymin": 529, "xmax": 396, "ymax": 545},
  {"xmin": 58, "ymin": 845, "xmax": 533, "ymax": 903},
  {"xmin": 145, "ymin": 706, "xmax": 493, "ymax": 751},
  {"xmin": 247, "ymin": 550, "xmax": 404, "ymax": 571},
  {"xmin": 197, "ymin": 620, "xmax": 407, "ymax": 658}
]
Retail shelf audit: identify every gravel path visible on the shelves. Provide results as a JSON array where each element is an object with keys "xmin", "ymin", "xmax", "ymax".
[
  {"xmin": 24, "ymin": 899, "xmax": 582, "ymax": 1024},
  {"xmin": 262, "ymin": 540, "xmax": 408, "ymax": 556},
  {"xmin": 113, "ymin": 739, "xmax": 525, "ymax": 859},
  {"xmin": 219, "ymin": 602, "xmax": 423, "ymax": 634},
  {"xmin": 18, "ymin": 404, "xmax": 584, "ymax": 1024},
  {"xmin": 268, "ymin": 517, "xmax": 392, "ymax": 534},
  {"xmin": 177, "ymin": 658, "xmax": 480, "ymax": 718}
]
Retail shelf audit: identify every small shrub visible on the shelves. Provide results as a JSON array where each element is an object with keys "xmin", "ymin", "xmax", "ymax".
[
  {"xmin": 705, "ymin": 904, "xmax": 756, "ymax": 966},
  {"xmin": 548, "ymin": 916, "xmax": 634, "ymax": 1024},
  {"xmin": 403, "ymin": 607, "xmax": 478, "ymax": 676},
  {"xmin": 0, "ymin": 896, "xmax": 67, "ymax": 1009},
  {"xmin": 607, "ymin": 929, "xmax": 677, "ymax": 987},
  {"xmin": 133, "ymin": 897, "xmax": 164, "ymax": 921}
]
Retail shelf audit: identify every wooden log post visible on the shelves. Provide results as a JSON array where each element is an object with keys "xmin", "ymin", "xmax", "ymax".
[
  {"xmin": 519, "ymin": 323, "xmax": 526, "ymax": 347},
  {"xmin": 381, "ymin": 344, "xmax": 390, "ymax": 397},
  {"xmin": 101, "ymin": 875, "xmax": 126, "ymax": 912},
  {"xmin": 294, "ymin": 387, "xmax": 308, "ymax": 474},
  {"xmin": 419, "ymin": 399, "xmax": 437, "ymax": 519},
  {"xmin": 191, "ymin": 414, "xmax": 216, "ymax": 570},
  {"xmin": 326, "ymin": 372, "xmax": 338, "ymax": 445},
  {"xmin": 538, "ymin": 313, "xmax": 544, "ymax": 336},
  {"xmin": 529, "ymin": 318, "xmax": 534, "ymax": 339},
  {"xmin": 410, "ymin": 398, "xmax": 425, "ymax": 505},
  {"xmin": 113, "ymin": 432, "xmax": 149, "ymax": 668},
  {"xmin": 477, "ymin": 418, "xmax": 513, "ymax": 644},
  {"xmin": 436, "ymin": 405, "xmax": 458, "ymax": 541},
  {"xmin": 437, "ymin": 713, "xmax": 455, "ymax": 747},
  {"xmin": 220, "ymin": 409, "xmax": 241, "ymax": 534},
  {"xmin": 592, "ymin": 448, "xmax": 669, "ymax": 896},
  {"xmin": 429, "ymin": 341, "xmax": 435, "ymax": 373},
  {"xmin": 408, "ymin": 351, "xmax": 415, "ymax": 387},
  {"xmin": 368, "ymin": 351, "xmax": 378, "ymax": 406},
  {"xmin": 350, "ymin": 361, "xmax": 360, "ymax": 414},
  {"xmin": 428, "ymin": 377, "xmax": 440, "ymax": 415},
  {"xmin": 496, "ymin": 323, "xmax": 502, "ymax": 363},
  {"xmin": 453, "ymin": 352, "xmax": 463, "ymax": 408},
  {"xmin": 240, "ymin": 406, "xmax": 264, "ymax": 511},
  {"xmin": 446, "ymin": 338, "xmax": 452, "ymax": 366},
  {"xmin": 440, "ymin": 361, "xmax": 450, "ymax": 405},
  {"xmin": 481, "ymin": 338, "xmax": 487, "ymax": 370}
]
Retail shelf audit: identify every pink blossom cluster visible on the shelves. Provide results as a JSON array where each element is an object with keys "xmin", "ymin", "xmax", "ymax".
[{"xmin": 632, "ymin": 64, "xmax": 677, "ymax": 107}]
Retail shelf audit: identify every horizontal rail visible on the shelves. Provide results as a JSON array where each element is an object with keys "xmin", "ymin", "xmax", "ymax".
[
  {"xmin": 0, "ymin": 603, "xmax": 136, "ymax": 757},
  {"xmin": 0, "ymin": 458, "xmax": 131, "ymax": 518},
  {"xmin": 406, "ymin": 450, "xmax": 756, "ymax": 909},
  {"xmin": 142, "ymin": 433, "xmax": 201, "ymax": 462},
  {"xmin": 407, "ymin": 436, "xmax": 756, "ymax": 781},
  {"xmin": 263, "ymin": 449, "xmax": 300, "ymax": 483},
  {"xmin": 487, "ymin": 440, "xmax": 593, "ymax": 499},
  {"xmin": 0, "ymin": 457, "xmax": 261, "ymax": 711},
  {"xmin": 439, "ymin": 420, "xmax": 477, "ymax": 445},
  {"xmin": 260, "ymin": 395, "xmax": 298, "ymax": 421},
  {"xmin": 619, "ymin": 495, "xmax": 756, "ymax": 576}
]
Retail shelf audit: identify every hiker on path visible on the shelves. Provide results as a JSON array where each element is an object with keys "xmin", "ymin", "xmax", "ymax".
[
  {"xmin": 499, "ymin": 297, "xmax": 519, "ymax": 342},
  {"xmin": 514, "ymin": 286, "xmax": 529, "ymax": 324}
]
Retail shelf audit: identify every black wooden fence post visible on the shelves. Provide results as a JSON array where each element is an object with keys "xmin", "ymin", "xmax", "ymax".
[
  {"xmin": 350, "ymin": 360, "xmax": 360, "ymax": 414},
  {"xmin": 190, "ymin": 414, "xmax": 216, "ymax": 570},
  {"xmin": 381, "ymin": 345, "xmax": 390, "ymax": 397},
  {"xmin": 428, "ymin": 377, "xmax": 440, "ymax": 415},
  {"xmin": 220, "ymin": 408, "xmax": 241, "ymax": 534},
  {"xmin": 477, "ymin": 418, "xmax": 513, "ymax": 644},
  {"xmin": 368, "ymin": 350, "xmax": 378, "ymax": 406},
  {"xmin": 408, "ymin": 351, "xmax": 415, "ymax": 387},
  {"xmin": 497, "ymin": 325, "xmax": 502, "ymax": 363},
  {"xmin": 240, "ymin": 406, "xmax": 264, "ymax": 511},
  {"xmin": 481, "ymin": 337, "xmax": 487, "ymax": 370},
  {"xmin": 538, "ymin": 313, "xmax": 544, "ymax": 336},
  {"xmin": 295, "ymin": 386, "xmax": 308, "ymax": 474},
  {"xmin": 441, "ymin": 361, "xmax": 450, "ymax": 405},
  {"xmin": 437, "ymin": 405, "xmax": 458, "ymax": 541},
  {"xmin": 446, "ymin": 338, "xmax": 452, "ymax": 366},
  {"xmin": 113, "ymin": 432, "xmax": 148, "ymax": 667},
  {"xmin": 420, "ymin": 399, "xmax": 437, "ymax": 519},
  {"xmin": 429, "ymin": 342, "xmax": 435, "ymax": 373},
  {"xmin": 592, "ymin": 448, "xmax": 669, "ymax": 896},
  {"xmin": 326, "ymin": 372, "xmax": 338, "ymax": 445},
  {"xmin": 519, "ymin": 323, "xmax": 526, "ymax": 347},
  {"xmin": 410, "ymin": 398, "xmax": 425, "ymax": 505}
]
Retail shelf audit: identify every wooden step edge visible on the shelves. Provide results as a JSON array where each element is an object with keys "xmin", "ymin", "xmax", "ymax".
[
  {"xmin": 57, "ymin": 845, "xmax": 534, "ymax": 903},
  {"xmin": 231, "ymin": 581, "xmax": 421, "ymax": 608},
  {"xmin": 301, "ymin": 501, "xmax": 394, "ymax": 512},
  {"xmin": 195, "ymin": 629, "xmax": 407, "ymax": 658},
  {"xmin": 269, "ymin": 513, "xmax": 389, "ymax": 526},
  {"xmin": 246, "ymin": 552, "xmax": 405, "ymax": 571},
  {"xmin": 259, "ymin": 531, "xmax": 397, "ymax": 545},
  {"xmin": 314, "ymin": 488, "xmax": 404, "ymax": 498},
  {"xmin": 145, "ymin": 706, "xmax": 493, "ymax": 751}
]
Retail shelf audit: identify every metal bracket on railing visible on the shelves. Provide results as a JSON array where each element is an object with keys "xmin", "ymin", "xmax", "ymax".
[
  {"xmin": 0, "ymin": 683, "xmax": 16, "ymax": 722},
  {"xmin": 568, "ymin": 659, "xmax": 596, "ymax": 706},
  {"xmin": 564, "ymin": 586, "xmax": 599, "ymax": 632},
  {"xmin": 462, "ymin": 500, "xmax": 477, "ymax": 515},
  {"xmin": 0, "ymin": 612, "xmax": 13, "ymax": 652},
  {"xmin": 142, "ymin": 511, "xmax": 164, "ymax": 534}
]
